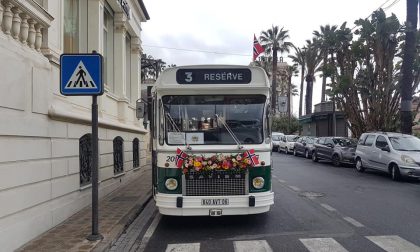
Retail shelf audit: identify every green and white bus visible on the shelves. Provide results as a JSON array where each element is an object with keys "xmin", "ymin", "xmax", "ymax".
[{"xmin": 141, "ymin": 65, "xmax": 274, "ymax": 216}]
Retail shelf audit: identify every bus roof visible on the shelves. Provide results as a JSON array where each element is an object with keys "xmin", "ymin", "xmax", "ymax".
[{"xmin": 153, "ymin": 65, "xmax": 270, "ymax": 93}]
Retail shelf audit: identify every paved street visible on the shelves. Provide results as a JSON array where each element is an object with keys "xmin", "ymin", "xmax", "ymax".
[{"xmin": 115, "ymin": 152, "xmax": 420, "ymax": 252}]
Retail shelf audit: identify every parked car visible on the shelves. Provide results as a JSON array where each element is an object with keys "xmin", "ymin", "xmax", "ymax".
[
  {"xmin": 312, "ymin": 137, "xmax": 357, "ymax": 166},
  {"xmin": 294, "ymin": 136, "xmax": 317, "ymax": 158},
  {"xmin": 355, "ymin": 132, "xmax": 420, "ymax": 181},
  {"xmin": 278, "ymin": 135, "xmax": 299, "ymax": 154},
  {"xmin": 271, "ymin": 132, "xmax": 284, "ymax": 151}
]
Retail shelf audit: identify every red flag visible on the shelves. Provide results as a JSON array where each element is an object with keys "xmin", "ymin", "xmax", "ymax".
[
  {"xmin": 253, "ymin": 34, "xmax": 264, "ymax": 61},
  {"xmin": 243, "ymin": 149, "xmax": 260, "ymax": 166},
  {"xmin": 175, "ymin": 148, "xmax": 188, "ymax": 168}
]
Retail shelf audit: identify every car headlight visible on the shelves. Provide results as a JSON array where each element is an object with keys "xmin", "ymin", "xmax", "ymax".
[
  {"xmin": 252, "ymin": 177, "xmax": 265, "ymax": 189},
  {"xmin": 401, "ymin": 155, "xmax": 417, "ymax": 165},
  {"xmin": 165, "ymin": 178, "xmax": 178, "ymax": 191}
]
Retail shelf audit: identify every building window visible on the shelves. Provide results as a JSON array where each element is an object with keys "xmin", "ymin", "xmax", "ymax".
[
  {"xmin": 133, "ymin": 138, "xmax": 140, "ymax": 168},
  {"xmin": 125, "ymin": 34, "xmax": 131, "ymax": 101},
  {"xmin": 64, "ymin": 0, "xmax": 79, "ymax": 53},
  {"xmin": 79, "ymin": 134, "xmax": 92, "ymax": 186},
  {"xmin": 113, "ymin": 136, "xmax": 124, "ymax": 174},
  {"xmin": 103, "ymin": 3, "xmax": 114, "ymax": 91}
]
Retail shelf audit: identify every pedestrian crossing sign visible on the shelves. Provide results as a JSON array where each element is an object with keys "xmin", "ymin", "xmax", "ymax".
[{"xmin": 60, "ymin": 53, "xmax": 103, "ymax": 96}]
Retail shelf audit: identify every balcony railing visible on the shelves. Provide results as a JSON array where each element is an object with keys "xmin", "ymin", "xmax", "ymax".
[{"xmin": 0, "ymin": 0, "xmax": 53, "ymax": 55}]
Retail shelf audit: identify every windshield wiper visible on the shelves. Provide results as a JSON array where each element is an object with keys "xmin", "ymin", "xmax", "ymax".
[{"xmin": 215, "ymin": 114, "xmax": 243, "ymax": 149}]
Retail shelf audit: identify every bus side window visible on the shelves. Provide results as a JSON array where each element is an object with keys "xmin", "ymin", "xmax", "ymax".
[
  {"xmin": 159, "ymin": 99, "xmax": 164, "ymax": 145},
  {"xmin": 266, "ymin": 103, "xmax": 272, "ymax": 137}
]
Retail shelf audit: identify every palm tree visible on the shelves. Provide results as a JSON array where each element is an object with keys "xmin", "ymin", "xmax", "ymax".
[
  {"xmin": 287, "ymin": 64, "xmax": 299, "ymax": 132},
  {"xmin": 400, "ymin": 0, "xmax": 419, "ymax": 134},
  {"xmin": 313, "ymin": 25, "xmax": 338, "ymax": 102},
  {"xmin": 260, "ymin": 26, "xmax": 292, "ymax": 113},
  {"xmin": 304, "ymin": 39, "xmax": 322, "ymax": 115},
  {"xmin": 289, "ymin": 46, "xmax": 306, "ymax": 117}
]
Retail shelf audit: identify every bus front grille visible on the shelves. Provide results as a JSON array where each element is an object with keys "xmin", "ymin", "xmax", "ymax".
[{"xmin": 183, "ymin": 171, "xmax": 247, "ymax": 196}]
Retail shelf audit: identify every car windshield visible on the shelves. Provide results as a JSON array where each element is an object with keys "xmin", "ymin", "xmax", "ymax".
[
  {"xmin": 272, "ymin": 136, "xmax": 281, "ymax": 141},
  {"xmin": 306, "ymin": 138, "xmax": 316, "ymax": 144},
  {"xmin": 287, "ymin": 135, "xmax": 299, "ymax": 142},
  {"xmin": 389, "ymin": 136, "xmax": 420, "ymax": 151},
  {"xmin": 333, "ymin": 138, "xmax": 357, "ymax": 147}
]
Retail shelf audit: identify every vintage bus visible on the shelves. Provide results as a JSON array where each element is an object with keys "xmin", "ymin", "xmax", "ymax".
[{"xmin": 141, "ymin": 65, "xmax": 274, "ymax": 216}]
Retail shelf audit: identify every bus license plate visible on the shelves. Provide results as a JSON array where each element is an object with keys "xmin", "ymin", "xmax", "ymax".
[{"xmin": 201, "ymin": 198, "xmax": 229, "ymax": 206}]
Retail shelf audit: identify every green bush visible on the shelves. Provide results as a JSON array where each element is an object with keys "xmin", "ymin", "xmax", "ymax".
[{"xmin": 272, "ymin": 115, "xmax": 301, "ymax": 134}]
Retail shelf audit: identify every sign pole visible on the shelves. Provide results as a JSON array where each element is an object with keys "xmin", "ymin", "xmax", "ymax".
[
  {"xmin": 88, "ymin": 95, "xmax": 102, "ymax": 241},
  {"xmin": 59, "ymin": 50, "xmax": 104, "ymax": 240},
  {"xmin": 87, "ymin": 52, "xmax": 102, "ymax": 241}
]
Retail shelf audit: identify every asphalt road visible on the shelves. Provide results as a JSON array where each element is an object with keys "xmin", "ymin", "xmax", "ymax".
[{"xmin": 115, "ymin": 151, "xmax": 420, "ymax": 252}]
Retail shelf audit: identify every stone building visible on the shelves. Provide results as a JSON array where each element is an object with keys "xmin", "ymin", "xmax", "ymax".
[{"xmin": 0, "ymin": 0, "xmax": 149, "ymax": 250}]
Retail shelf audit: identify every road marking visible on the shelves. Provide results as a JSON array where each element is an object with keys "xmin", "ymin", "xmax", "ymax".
[
  {"xmin": 137, "ymin": 213, "xmax": 162, "ymax": 252},
  {"xmin": 300, "ymin": 238, "xmax": 349, "ymax": 252},
  {"xmin": 165, "ymin": 243, "xmax": 200, "ymax": 252},
  {"xmin": 278, "ymin": 179, "xmax": 286, "ymax": 183},
  {"xmin": 320, "ymin": 204, "xmax": 336, "ymax": 212},
  {"xmin": 272, "ymin": 175, "xmax": 277, "ymax": 178},
  {"xmin": 288, "ymin": 185, "xmax": 301, "ymax": 192},
  {"xmin": 234, "ymin": 240, "xmax": 273, "ymax": 252},
  {"xmin": 343, "ymin": 217, "xmax": 364, "ymax": 227},
  {"xmin": 366, "ymin": 235, "xmax": 420, "ymax": 252}
]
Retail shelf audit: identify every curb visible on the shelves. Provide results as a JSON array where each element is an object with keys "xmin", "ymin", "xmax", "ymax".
[{"xmin": 93, "ymin": 192, "xmax": 153, "ymax": 252}]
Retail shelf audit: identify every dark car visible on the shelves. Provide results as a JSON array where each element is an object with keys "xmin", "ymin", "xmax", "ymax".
[
  {"xmin": 293, "ymin": 136, "xmax": 317, "ymax": 159},
  {"xmin": 312, "ymin": 137, "xmax": 357, "ymax": 166}
]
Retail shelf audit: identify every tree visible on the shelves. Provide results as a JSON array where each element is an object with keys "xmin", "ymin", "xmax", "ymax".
[
  {"xmin": 287, "ymin": 64, "xmax": 299, "ymax": 133},
  {"xmin": 260, "ymin": 26, "xmax": 292, "ymax": 113},
  {"xmin": 303, "ymin": 39, "xmax": 322, "ymax": 115},
  {"xmin": 313, "ymin": 25, "xmax": 338, "ymax": 102},
  {"xmin": 272, "ymin": 115, "xmax": 301, "ymax": 134},
  {"xmin": 400, "ymin": 0, "xmax": 419, "ymax": 134},
  {"xmin": 289, "ymin": 45, "xmax": 306, "ymax": 117},
  {"xmin": 330, "ymin": 10, "xmax": 402, "ymax": 137}
]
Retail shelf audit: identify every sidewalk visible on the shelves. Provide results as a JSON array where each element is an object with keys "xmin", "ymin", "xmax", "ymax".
[{"xmin": 17, "ymin": 166, "xmax": 153, "ymax": 252}]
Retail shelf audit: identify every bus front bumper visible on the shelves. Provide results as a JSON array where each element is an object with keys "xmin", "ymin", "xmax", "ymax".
[{"xmin": 155, "ymin": 191, "xmax": 274, "ymax": 216}]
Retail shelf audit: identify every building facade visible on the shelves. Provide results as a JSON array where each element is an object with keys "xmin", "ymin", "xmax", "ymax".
[{"xmin": 0, "ymin": 0, "xmax": 149, "ymax": 250}]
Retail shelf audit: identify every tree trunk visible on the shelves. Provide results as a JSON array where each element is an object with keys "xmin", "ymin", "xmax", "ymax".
[
  {"xmin": 400, "ymin": 0, "xmax": 418, "ymax": 134},
  {"xmin": 288, "ymin": 74, "xmax": 292, "ymax": 133},
  {"xmin": 321, "ymin": 54, "xmax": 327, "ymax": 102},
  {"xmin": 305, "ymin": 76, "xmax": 313, "ymax": 114},
  {"xmin": 272, "ymin": 49, "xmax": 278, "ymax": 114},
  {"xmin": 299, "ymin": 65, "xmax": 304, "ymax": 117}
]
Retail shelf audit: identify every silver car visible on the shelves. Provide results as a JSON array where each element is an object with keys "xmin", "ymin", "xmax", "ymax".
[
  {"xmin": 271, "ymin": 132, "xmax": 284, "ymax": 151},
  {"xmin": 355, "ymin": 132, "xmax": 420, "ymax": 181}
]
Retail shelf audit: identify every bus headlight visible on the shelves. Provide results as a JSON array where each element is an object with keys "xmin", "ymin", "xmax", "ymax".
[
  {"xmin": 252, "ymin": 177, "xmax": 265, "ymax": 189},
  {"xmin": 165, "ymin": 178, "xmax": 178, "ymax": 191}
]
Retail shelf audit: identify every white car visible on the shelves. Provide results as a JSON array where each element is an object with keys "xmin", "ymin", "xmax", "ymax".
[
  {"xmin": 272, "ymin": 132, "xmax": 284, "ymax": 151},
  {"xmin": 278, "ymin": 135, "xmax": 300, "ymax": 154}
]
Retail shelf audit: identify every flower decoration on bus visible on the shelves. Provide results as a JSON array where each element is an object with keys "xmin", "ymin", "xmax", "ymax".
[{"xmin": 176, "ymin": 148, "xmax": 259, "ymax": 174}]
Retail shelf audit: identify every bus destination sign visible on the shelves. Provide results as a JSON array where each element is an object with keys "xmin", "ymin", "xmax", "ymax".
[{"xmin": 176, "ymin": 68, "xmax": 252, "ymax": 84}]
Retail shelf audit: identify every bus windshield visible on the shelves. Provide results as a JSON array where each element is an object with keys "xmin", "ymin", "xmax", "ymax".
[{"xmin": 162, "ymin": 95, "xmax": 266, "ymax": 145}]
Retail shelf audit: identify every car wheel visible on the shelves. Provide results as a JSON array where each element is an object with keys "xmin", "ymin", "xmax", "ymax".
[
  {"xmin": 355, "ymin": 158, "xmax": 365, "ymax": 172},
  {"xmin": 278, "ymin": 146, "xmax": 281, "ymax": 153},
  {"xmin": 305, "ymin": 150, "xmax": 309, "ymax": 159},
  {"xmin": 332, "ymin": 154, "xmax": 341, "ymax": 167},
  {"xmin": 390, "ymin": 164, "xmax": 401, "ymax": 181},
  {"xmin": 312, "ymin": 151, "xmax": 318, "ymax": 162},
  {"xmin": 293, "ymin": 149, "xmax": 297, "ymax": 156}
]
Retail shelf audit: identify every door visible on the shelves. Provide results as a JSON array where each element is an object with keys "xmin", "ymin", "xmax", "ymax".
[
  {"xmin": 323, "ymin": 138, "xmax": 335, "ymax": 160},
  {"xmin": 372, "ymin": 135, "xmax": 390, "ymax": 171},
  {"xmin": 359, "ymin": 134, "xmax": 376, "ymax": 168}
]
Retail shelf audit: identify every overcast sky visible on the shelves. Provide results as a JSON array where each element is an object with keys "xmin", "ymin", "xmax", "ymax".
[{"xmin": 141, "ymin": 0, "xmax": 406, "ymax": 115}]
